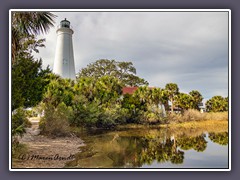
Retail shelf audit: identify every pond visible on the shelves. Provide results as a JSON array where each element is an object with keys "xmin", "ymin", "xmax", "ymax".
[{"xmin": 65, "ymin": 126, "xmax": 229, "ymax": 169}]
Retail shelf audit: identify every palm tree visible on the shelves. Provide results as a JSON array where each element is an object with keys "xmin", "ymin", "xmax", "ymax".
[
  {"xmin": 165, "ymin": 83, "xmax": 179, "ymax": 113},
  {"xmin": 205, "ymin": 96, "xmax": 228, "ymax": 112},
  {"xmin": 11, "ymin": 12, "xmax": 56, "ymax": 63},
  {"xmin": 175, "ymin": 93, "xmax": 194, "ymax": 112},
  {"xmin": 189, "ymin": 90, "xmax": 203, "ymax": 110},
  {"xmin": 133, "ymin": 86, "xmax": 149, "ymax": 104},
  {"xmin": 75, "ymin": 77, "xmax": 96, "ymax": 101}
]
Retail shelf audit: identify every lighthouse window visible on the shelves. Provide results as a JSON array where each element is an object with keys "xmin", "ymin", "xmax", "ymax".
[{"xmin": 61, "ymin": 21, "xmax": 70, "ymax": 28}]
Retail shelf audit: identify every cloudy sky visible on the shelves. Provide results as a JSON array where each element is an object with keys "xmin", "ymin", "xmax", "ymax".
[{"xmin": 34, "ymin": 10, "xmax": 229, "ymax": 100}]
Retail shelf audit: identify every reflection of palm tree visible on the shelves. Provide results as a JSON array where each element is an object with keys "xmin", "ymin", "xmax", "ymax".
[
  {"xmin": 193, "ymin": 135, "xmax": 207, "ymax": 152},
  {"xmin": 208, "ymin": 132, "xmax": 228, "ymax": 146},
  {"xmin": 170, "ymin": 136, "xmax": 185, "ymax": 164},
  {"xmin": 171, "ymin": 150, "xmax": 184, "ymax": 164},
  {"xmin": 177, "ymin": 134, "xmax": 208, "ymax": 152}
]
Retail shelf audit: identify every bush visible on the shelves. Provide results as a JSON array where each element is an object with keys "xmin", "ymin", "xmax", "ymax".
[
  {"xmin": 70, "ymin": 95, "xmax": 101, "ymax": 128},
  {"xmin": 12, "ymin": 143, "xmax": 28, "ymax": 159},
  {"xmin": 141, "ymin": 106, "xmax": 166, "ymax": 124},
  {"xmin": 181, "ymin": 109, "xmax": 206, "ymax": 122},
  {"xmin": 71, "ymin": 94, "xmax": 131, "ymax": 129},
  {"xmin": 39, "ymin": 102, "xmax": 73, "ymax": 137},
  {"xmin": 97, "ymin": 104, "xmax": 129, "ymax": 128},
  {"xmin": 12, "ymin": 107, "xmax": 31, "ymax": 137}
]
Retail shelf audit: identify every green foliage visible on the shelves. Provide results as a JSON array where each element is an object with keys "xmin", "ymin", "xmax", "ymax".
[
  {"xmin": 165, "ymin": 83, "xmax": 179, "ymax": 112},
  {"xmin": 175, "ymin": 93, "xmax": 194, "ymax": 112},
  {"xmin": 12, "ymin": 143, "xmax": 28, "ymax": 159},
  {"xmin": 189, "ymin": 90, "xmax": 203, "ymax": 110},
  {"xmin": 11, "ymin": 12, "xmax": 56, "ymax": 111},
  {"xmin": 70, "ymin": 94, "xmax": 101, "ymax": 127},
  {"xmin": 12, "ymin": 12, "xmax": 56, "ymax": 63},
  {"xmin": 12, "ymin": 108, "xmax": 31, "ymax": 137},
  {"xmin": 70, "ymin": 95, "xmax": 129, "ymax": 129},
  {"xmin": 77, "ymin": 59, "xmax": 149, "ymax": 86},
  {"xmin": 205, "ymin": 96, "xmax": 228, "ymax": 112},
  {"xmin": 71, "ymin": 76, "xmax": 129, "ymax": 128},
  {"xmin": 208, "ymin": 132, "xmax": 228, "ymax": 146},
  {"xmin": 143, "ymin": 109, "xmax": 164, "ymax": 124},
  {"xmin": 99, "ymin": 104, "xmax": 130, "ymax": 128},
  {"xmin": 43, "ymin": 78, "xmax": 75, "ymax": 107},
  {"xmin": 39, "ymin": 102, "xmax": 73, "ymax": 137},
  {"xmin": 122, "ymin": 93, "xmax": 144, "ymax": 123},
  {"xmin": 132, "ymin": 86, "xmax": 167, "ymax": 124},
  {"xmin": 12, "ymin": 56, "xmax": 51, "ymax": 110}
]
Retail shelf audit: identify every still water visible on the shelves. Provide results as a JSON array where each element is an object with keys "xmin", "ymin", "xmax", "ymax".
[{"xmin": 66, "ymin": 127, "xmax": 228, "ymax": 169}]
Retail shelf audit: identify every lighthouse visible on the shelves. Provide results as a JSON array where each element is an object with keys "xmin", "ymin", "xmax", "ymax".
[{"xmin": 53, "ymin": 18, "xmax": 76, "ymax": 80}]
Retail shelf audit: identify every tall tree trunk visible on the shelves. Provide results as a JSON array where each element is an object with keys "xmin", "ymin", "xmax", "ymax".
[{"xmin": 171, "ymin": 98, "xmax": 174, "ymax": 113}]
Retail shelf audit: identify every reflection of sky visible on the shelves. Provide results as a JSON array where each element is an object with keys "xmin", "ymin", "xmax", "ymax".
[{"xmin": 142, "ymin": 135, "xmax": 228, "ymax": 168}]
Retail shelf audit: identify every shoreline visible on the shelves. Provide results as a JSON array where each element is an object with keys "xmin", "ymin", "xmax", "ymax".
[{"xmin": 12, "ymin": 119, "xmax": 228, "ymax": 169}]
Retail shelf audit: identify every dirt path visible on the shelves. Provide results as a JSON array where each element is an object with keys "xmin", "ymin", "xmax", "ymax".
[{"xmin": 13, "ymin": 117, "xmax": 84, "ymax": 168}]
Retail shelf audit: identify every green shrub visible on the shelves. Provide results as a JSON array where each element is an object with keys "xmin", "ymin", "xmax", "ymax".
[
  {"xmin": 70, "ymin": 95, "xmax": 101, "ymax": 127},
  {"xmin": 12, "ymin": 107, "xmax": 31, "ymax": 137},
  {"xmin": 39, "ymin": 102, "xmax": 73, "ymax": 137},
  {"xmin": 12, "ymin": 143, "xmax": 28, "ymax": 159}
]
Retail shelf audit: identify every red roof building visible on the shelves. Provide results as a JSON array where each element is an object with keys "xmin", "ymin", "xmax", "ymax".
[{"xmin": 122, "ymin": 87, "xmax": 138, "ymax": 95}]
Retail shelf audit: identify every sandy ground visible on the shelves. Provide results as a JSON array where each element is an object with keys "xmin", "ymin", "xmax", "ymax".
[{"xmin": 12, "ymin": 117, "xmax": 85, "ymax": 169}]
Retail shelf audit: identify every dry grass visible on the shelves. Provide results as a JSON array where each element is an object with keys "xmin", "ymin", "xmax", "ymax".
[
  {"xmin": 161, "ymin": 120, "xmax": 228, "ymax": 138},
  {"xmin": 168, "ymin": 109, "xmax": 228, "ymax": 123},
  {"xmin": 116, "ymin": 119, "xmax": 228, "ymax": 140},
  {"xmin": 204, "ymin": 111, "xmax": 228, "ymax": 121}
]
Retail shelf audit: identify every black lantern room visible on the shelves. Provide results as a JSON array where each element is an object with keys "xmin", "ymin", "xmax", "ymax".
[{"xmin": 60, "ymin": 18, "xmax": 70, "ymax": 28}]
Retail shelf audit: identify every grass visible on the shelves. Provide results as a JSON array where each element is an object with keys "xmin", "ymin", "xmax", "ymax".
[
  {"xmin": 12, "ymin": 143, "xmax": 28, "ymax": 159},
  {"xmin": 168, "ymin": 109, "xmax": 228, "ymax": 123},
  {"xmin": 116, "ymin": 110, "xmax": 228, "ymax": 138},
  {"xmin": 116, "ymin": 119, "xmax": 228, "ymax": 139}
]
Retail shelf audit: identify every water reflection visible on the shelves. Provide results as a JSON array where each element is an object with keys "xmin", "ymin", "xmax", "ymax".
[
  {"xmin": 65, "ymin": 129, "xmax": 228, "ymax": 168},
  {"xmin": 208, "ymin": 132, "xmax": 228, "ymax": 146}
]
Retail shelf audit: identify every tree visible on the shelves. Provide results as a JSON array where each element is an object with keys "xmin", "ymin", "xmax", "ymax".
[
  {"xmin": 11, "ymin": 12, "xmax": 56, "ymax": 110},
  {"xmin": 133, "ymin": 86, "xmax": 149, "ymax": 104},
  {"xmin": 189, "ymin": 90, "xmax": 203, "ymax": 110},
  {"xmin": 205, "ymin": 96, "xmax": 228, "ymax": 112},
  {"xmin": 72, "ymin": 76, "xmax": 129, "ymax": 128},
  {"xmin": 77, "ymin": 59, "xmax": 149, "ymax": 86},
  {"xmin": 95, "ymin": 76, "xmax": 123, "ymax": 105},
  {"xmin": 165, "ymin": 83, "xmax": 179, "ymax": 113},
  {"xmin": 132, "ymin": 87, "xmax": 167, "ymax": 123},
  {"xmin": 11, "ymin": 12, "xmax": 56, "ymax": 63},
  {"xmin": 43, "ymin": 78, "xmax": 75, "ymax": 108},
  {"xmin": 175, "ymin": 93, "xmax": 194, "ymax": 112},
  {"xmin": 12, "ymin": 56, "xmax": 51, "ymax": 110}
]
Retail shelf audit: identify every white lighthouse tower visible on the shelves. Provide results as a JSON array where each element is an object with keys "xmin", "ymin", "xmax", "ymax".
[{"xmin": 53, "ymin": 18, "xmax": 76, "ymax": 80}]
